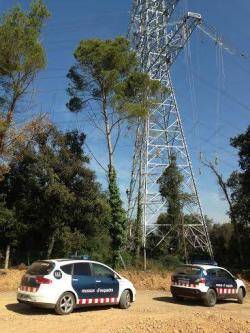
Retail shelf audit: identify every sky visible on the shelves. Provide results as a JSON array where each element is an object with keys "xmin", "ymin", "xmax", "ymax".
[{"xmin": 1, "ymin": 0, "xmax": 250, "ymax": 223}]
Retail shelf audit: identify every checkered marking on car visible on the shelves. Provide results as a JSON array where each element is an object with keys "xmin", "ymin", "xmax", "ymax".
[
  {"xmin": 172, "ymin": 282, "xmax": 197, "ymax": 288},
  {"xmin": 19, "ymin": 286, "xmax": 38, "ymax": 292},
  {"xmin": 216, "ymin": 288, "xmax": 236, "ymax": 294},
  {"xmin": 78, "ymin": 297, "xmax": 119, "ymax": 305}
]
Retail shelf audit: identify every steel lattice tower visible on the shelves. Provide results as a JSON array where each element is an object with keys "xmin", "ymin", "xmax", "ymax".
[{"xmin": 128, "ymin": 0, "xmax": 213, "ymax": 268}]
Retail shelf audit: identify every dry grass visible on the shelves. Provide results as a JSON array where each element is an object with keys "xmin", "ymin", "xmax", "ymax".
[
  {"xmin": 120, "ymin": 270, "xmax": 171, "ymax": 290},
  {"xmin": 0, "ymin": 269, "xmax": 25, "ymax": 292},
  {"xmin": 0, "ymin": 268, "xmax": 248, "ymax": 293},
  {"xmin": 0, "ymin": 269, "xmax": 171, "ymax": 292}
]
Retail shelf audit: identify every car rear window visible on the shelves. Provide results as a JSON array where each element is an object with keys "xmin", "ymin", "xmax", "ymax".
[
  {"xmin": 175, "ymin": 265, "xmax": 202, "ymax": 276},
  {"xmin": 26, "ymin": 261, "xmax": 55, "ymax": 276}
]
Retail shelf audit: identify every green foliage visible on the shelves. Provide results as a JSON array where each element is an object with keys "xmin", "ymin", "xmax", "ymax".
[
  {"xmin": 67, "ymin": 37, "xmax": 135, "ymax": 111},
  {"xmin": 209, "ymin": 223, "xmax": 234, "ymax": 267},
  {"xmin": 67, "ymin": 36, "xmax": 162, "ymax": 119},
  {"xmin": 228, "ymin": 126, "xmax": 250, "ymax": 228},
  {"xmin": 164, "ymin": 254, "xmax": 183, "ymax": 269},
  {"xmin": 0, "ymin": 200, "xmax": 20, "ymax": 248},
  {"xmin": 0, "ymin": 127, "xmax": 111, "ymax": 265},
  {"xmin": 0, "ymin": 0, "xmax": 49, "ymax": 106},
  {"xmin": 108, "ymin": 167, "xmax": 127, "ymax": 268},
  {"xmin": 56, "ymin": 227, "xmax": 86, "ymax": 257},
  {"xmin": 158, "ymin": 155, "xmax": 194, "ymax": 224},
  {"xmin": 227, "ymin": 125, "xmax": 250, "ymax": 267},
  {"xmin": 133, "ymin": 197, "xmax": 143, "ymax": 261},
  {"xmin": 156, "ymin": 154, "xmax": 194, "ymax": 254},
  {"xmin": 0, "ymin": 0, "xmax": 50, "ymax": 167},
  {"xmin": 67, "ymin": 37, "xmax": 164, "ymax": 267},
  {"xmin": 67, "ymin": 37, "xmax": 163, "ymax": 266},
  {"xmin": 114, "ymin": 71, "xmax": 163, "ymax": 118}
]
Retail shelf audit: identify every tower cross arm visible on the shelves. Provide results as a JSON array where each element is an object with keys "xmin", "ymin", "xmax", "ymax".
[{"xmin": 146, "ymin": 12, "xmax": 202, "ymax": 75}]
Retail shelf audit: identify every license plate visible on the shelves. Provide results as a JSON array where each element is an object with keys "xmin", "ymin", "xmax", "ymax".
[{"xmin": 178, "ymin": 279, "xmax": 189, "ymax": 285}]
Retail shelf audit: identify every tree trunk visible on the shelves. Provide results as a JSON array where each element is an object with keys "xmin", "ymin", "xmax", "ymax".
[
  {"xmin": 102, "ymin": 99, "xmax": 114, "ymax": 181},
  {"xmin": 4, "ymin": 244, "xmax": 10, "ymax": 269},
  {"xmin": 134, "ymin": 167, "xmax": 143, "ymax": 260},
  {"xmin": 204, "ymin": 162, "xmax": 244, "ymax": 265},
  {"xmin": 181, "ymin": 214, "xmax": 188, "ymax": 264},
  {"xmin": 0, "ymin": 97, "xmax": 17, "ymax": 155},
  {"xmin": 47, "ymin": 232, "xmax": 56, "ymax": 259}
]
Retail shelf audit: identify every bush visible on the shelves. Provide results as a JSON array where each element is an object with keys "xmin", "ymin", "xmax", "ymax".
[{"xmin": 242, "ymin": 269, "xmax": 250, "ymax": 281}]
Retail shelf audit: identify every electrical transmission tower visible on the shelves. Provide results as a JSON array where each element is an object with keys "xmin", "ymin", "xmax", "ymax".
[{"xmin": 128, "ymin": 0, "xmax": 213, "ymax": 268}]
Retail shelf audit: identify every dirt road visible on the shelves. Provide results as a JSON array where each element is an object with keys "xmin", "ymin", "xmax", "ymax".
[{"xmin": 0, "ymin": 290, "xmax": 249, "ymax": 333}]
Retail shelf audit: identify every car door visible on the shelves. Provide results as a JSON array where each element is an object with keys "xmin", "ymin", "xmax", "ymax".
[
  {"xmin": 72, "ymin": 262, "xmax": 96, "ymax": 304},
  {"xmin": 91, "ymin": 263, "xmax": 119, "ymax": 304},
  {"xmin": 215, "ymin": 268, "xmax": 237, "ymax": 298},
  {"xmin": 206, "ymin": 268, "xmax": 218, "ymax": 290}
]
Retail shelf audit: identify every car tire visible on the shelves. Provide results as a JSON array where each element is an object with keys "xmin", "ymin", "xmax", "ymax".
[
  {"xmin": 55, "ymin": 292, "xmax": 75, "ymax": 315},
  {"xmin": 237, "ymin": 287, "xmax": 244, "ymax": 304},
  {"xmin": 119, "ymin": 290, "xmax": 131, "ymax": 309},
  {"xmin": 203, "ymin": 289, "xmax": 217, "ymax": 307}
]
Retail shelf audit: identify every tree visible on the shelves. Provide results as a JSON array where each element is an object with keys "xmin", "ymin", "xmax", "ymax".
[
  {"xmin": 108, "ymin": 168, "xmax": 127, "ymax": 267},
  {"xmin": 56, "ymin": 227, "xmax": 86, "ymax": 258},
  {"xmin": 0, "ymin": 126, "xmax": 111, "ymax": 264},
  {"xmin": 157, "ymin": 154, "xmax": 194, "ymax": 258},
  {"xmin": 67, "ymin": 37, "xmax": 162, "ymax": 266},
  {"xmin": 133, "ymin": 193, "xmax": 143, "ymax": 261},
  {"xmin": 201, "ymin": 125, "xmax": 250, "ymax": 268},
  {"xmin": 209, "ymin": 223, "xmax": 234, "ymax": 267},
  {"xmin": 67, "ymin": 37, "xmax": 161, "ymax": 176},
  {"xmin": 227, "ymin": 126, "xmax": 250, "ymax": 267},
  {"xmin": 0, "ymin": 200, "xmax": 20, "ymax": 268},
  {"xmin": 0, "ymin": 0, "xmax": 50, "ymax": 175},
  {"xmin": 228, "ymin": 126, "xmax": 250, "ymax": 227},
  {"xmin": 201, "ymin": 159, "xmax": 244, "ymax": 265}
]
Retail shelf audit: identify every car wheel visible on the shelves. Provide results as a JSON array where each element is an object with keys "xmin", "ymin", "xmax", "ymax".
[
  {"xmin": 119, "ymin": 290, "xmax": 131, "ymax": 309},
  {"xmin": 55, "ymin": 292, "xmax": 75, "ymax": 315},
  {"xmin": 203, "ymin": 289, "xmax": 217, "ymax": 307},
  {"xmin": 237, "ymin": 287, "xmax": 244, "ymax": 304}
]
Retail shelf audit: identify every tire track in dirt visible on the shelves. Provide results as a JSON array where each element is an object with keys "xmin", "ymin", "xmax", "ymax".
[{"xmin": 0, "ymin": 291, "xmax": 249, "ymax": 333}]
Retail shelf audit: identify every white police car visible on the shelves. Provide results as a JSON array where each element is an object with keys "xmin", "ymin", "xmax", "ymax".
[
  {"xmin": 17, "ymin": 259, "xmax": 136, "ymax": 315},
  {"xmin": 171, "ymin": 263, "xmax": 246, "ymax": 307}
]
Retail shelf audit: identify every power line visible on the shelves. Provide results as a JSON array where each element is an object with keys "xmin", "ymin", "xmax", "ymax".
[
  {"xmin": 175, "ymin": 60, "xmax": 250, "ymax": 117},
  {"xmin": 198, "ymin": 20, "xmax": 250, "ymax": 59}
]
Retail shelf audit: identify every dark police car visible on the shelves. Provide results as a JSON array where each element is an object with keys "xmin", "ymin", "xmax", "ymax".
[
  {"xmin": 171, "ymin": 262, "xmax": 246, "ymax": 307},
  {"xmin": 17, "ymin": 259, "xmax": 136, "ymax": 315}
]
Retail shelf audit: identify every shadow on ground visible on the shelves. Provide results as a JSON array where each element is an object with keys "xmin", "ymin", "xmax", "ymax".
[
  {"xmin": 6, "ymin": 303, "xmax": 53, "ymax": 315},
  {"xmin": 153, "ymin": 296, "xmax": 203, "ymax": 307},
  {"xmin": 6, "ymin": 303, "xmax": 113, "ymax": 316},
  {"xmin": 153, "ymin": 296, "xmax": 238, "ymax": 307}
]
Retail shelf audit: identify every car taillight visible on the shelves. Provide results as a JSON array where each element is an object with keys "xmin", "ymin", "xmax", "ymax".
[
  {"xmin": 195, "ymin": 277, "xmax": 206, "ymax": 284},
  {"xmin": 200, "ymin": 278, "xmax": 206, "ymax": 284},
  {"xmin": 35, "ymin": 277, "xmax": 52, "ymax": 285}
]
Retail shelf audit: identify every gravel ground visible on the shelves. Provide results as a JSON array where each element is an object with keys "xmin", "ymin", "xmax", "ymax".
[{"xmin": 0, "ymin": 290, "xmax": 249, "ymax": 333}]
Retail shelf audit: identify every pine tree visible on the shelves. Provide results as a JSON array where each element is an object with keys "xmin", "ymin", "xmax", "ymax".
[
  {"xmin": 0, "ymin": 0, "xmax": 50, "ymax": 163},
  {"xmin": 157, "ymin": 154, "xmax": 194, "ymax": 256},
  {"xmin": 108, "ymin": 167, "xmax": 126, "ymax": 268}
]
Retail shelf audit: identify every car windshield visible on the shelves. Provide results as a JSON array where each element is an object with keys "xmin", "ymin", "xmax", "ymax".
[
  {"xmin": 26, "ymin": 261, "xmax": 55, "ymax": 276},
  {"xmin": 175, "ymin": 265, "xmax": 202, "ymax": 276}
]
